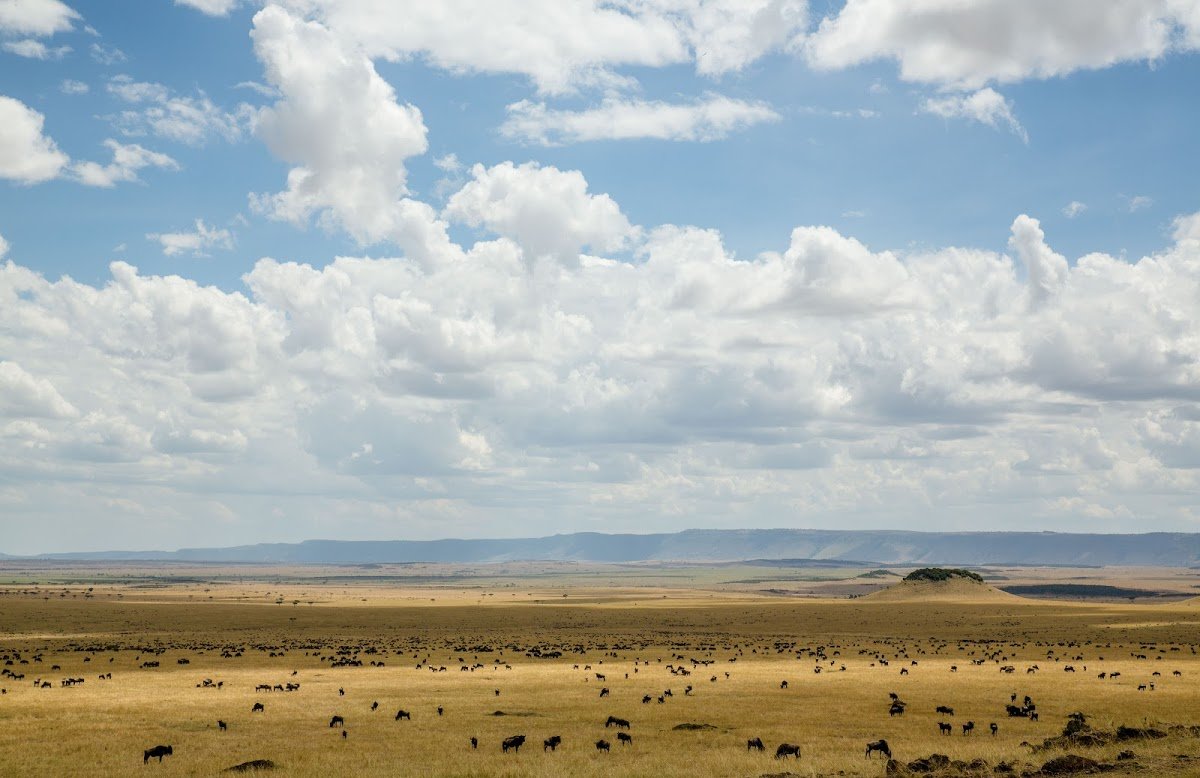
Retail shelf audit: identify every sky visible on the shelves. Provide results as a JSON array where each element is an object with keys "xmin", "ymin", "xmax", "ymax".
[{"xmin": 1, "ymin": 0, "xmax": 1199, "ymax": 554}]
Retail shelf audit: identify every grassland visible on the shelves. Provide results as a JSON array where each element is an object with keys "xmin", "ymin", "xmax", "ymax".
[{"xmin": 1, "ymin": 562, "xmax": 1199, "ymax": 776}]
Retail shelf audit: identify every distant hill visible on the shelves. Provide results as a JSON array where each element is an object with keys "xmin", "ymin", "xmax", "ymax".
[{"xmin": 15, "ymin": 528, "xmax": 1200, "ymax": 566}]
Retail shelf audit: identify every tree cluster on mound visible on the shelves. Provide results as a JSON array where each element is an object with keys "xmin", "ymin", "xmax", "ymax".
[{"xmin": 903, "ymin": 568, "xmax": 984, "ymax": 583}]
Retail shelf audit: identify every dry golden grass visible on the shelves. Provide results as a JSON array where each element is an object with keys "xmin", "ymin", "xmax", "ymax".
[{"xmin": 1, "ymin": 566, "xmax": 1200, "ymax": 776}]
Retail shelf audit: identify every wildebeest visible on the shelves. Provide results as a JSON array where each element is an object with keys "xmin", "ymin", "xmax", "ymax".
[
  {"xmin": 395, "ymin": 709, "xmax": 411, "ymax": 720},
  {"xmin": 599, "ymin": 687, "xmax": 609, "ymax": 698},
  {"xmin": 143, "ymin": 745, "xmax": 173, "ymax": 763},
  {"xmin": 605, "ymin": 715, "xmax": 630, "ymax": 729},
  {"xmin": 642, "ymin": 695, "xmax": 652, "ymax": 704},
  {"xmin": 935, "ymin": 705, "xmax": 954, "ymax": 715},
  {"xmin": 747, "ymin": 737, "xmax": 765, "ymax": 751},
  {"xmin": 962, "ymin": 721, "xmax": 975, "ymax": 735},
  {"xmin": 501, "ymin": 735, "xmax": 526, "ymax": 753},
  {"xmin": 217, "ymin": 720, "xmax": 227, "ymax": 732},
  {"xmin": 329, "ymin": 715, "xmax": 344, "ymax": 728},
  {"xmin": 865, "ymin": 739, "xmax": 892, "ymax": 759},
  {"xmin": 595, "ymin": 739, "xmax": 610, "ymax": 752},
  {"xmin": 780, "ymin": 680, "xmax": 788, "ymax": 689},
  {"xmin": 544, "ymin": 735, "xmax": 562, "ymax": 751},
  {"xmin": 775, "ymin": 743, "xmax": 801, "ymax": 759},
  {"xmin": 470, "ymin": 737, "xmax": 478, "ymax": 750},
  {"xmin": 990, "ymin": 722, "xmax": 999, "ymax": 736},
  {"xmin": 617, "ymin": 732, "xmax": 633, "ymax": 746},
  {"xmin": 252, "ymin": 702, "xmax": 264, "ymax": 713},
  {"xmin": 371, "ymin": 701, "xmax": 378, "ymax": 711},
  {"xmin": 938, "ymin": 722, "xmax": 952, "ymax": 735},
  {"xmin": 889, "ymin": 702, "xmax": 906, "ymax": 716}
]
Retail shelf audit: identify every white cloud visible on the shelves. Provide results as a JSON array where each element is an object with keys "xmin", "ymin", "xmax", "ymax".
[
  {"xmin": 0, "ymin": 0, "xmax": 78, "ymax": 36},
  {"xmin": 60, "ymin": 78, "xmax": 88, "ymax": 95},
  {"xmin": 175, "ymin": 0, "xmax": 240, "ymax": 15},
  {"xmin": 281, "ymin": 0, "xmax": 806, "ymax": 95},
  {"xmin": 0, "ymin": 95, "xmax": 69, "ymax": 184},
  {"xmin": 921, "ymin": 88, "xmax": 1028, "ymax": 143},
  {"xmin": 249, "ymin": 5, "xmax": 447, "ymax": 262},
  {"xmin": 806, "ymin": 0, "xmax": 1200, "ymax": 90},
  {"xmin": 89, "ymin": 42, "xmax": 126, "ymax": 65},
  {"xmin": 71, "ymin": 139, "xmax": 179, "ymax": 187},
  {"xmin": 1062, "ymin": 201, "xmax": 1087, "ymax": 218},
  {"xmin": 4, "ymin": 200, "xmax": 1200, "ymax": 548},
  {"xmin": 0, "ymin": 231, "xmax": 8, "ymax": 258},
  {"xmin": 0, "ymin": 361, "xmax": 77, "ymax": 418},
  {"xmin": 2, "ymin": 38, "xmax": 70, "ymax": 58},
  {"xmin": 1126, "ymin": 194, "xmax": 1154, "ymax": 212},
  {"xmin": 444, "ymin": 161, "xmax": 637, "ymax": 261},
  {"xmin": 500, "ymin": 93, "xmax": 781, "ymax": 145},
  {"xmin": 147, "ymin": 219, "xmax": 235, "ymax": 257},
  {"xmin": 106, "ymin": 75, "xmax": 251, "ymax": 145}
]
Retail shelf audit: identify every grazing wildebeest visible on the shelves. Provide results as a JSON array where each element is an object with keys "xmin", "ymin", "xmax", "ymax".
[
  {"xmin": 143, "ymin": 745, "xmax": 173, "ymax": 763},
  {"xmin": 935, "ymin": 705, "xmax": 954, "ymax": 715},
  {"xmin": 252, "ymin": 702, "xmax": 264, "ymax": 713},
  {"xmin": 780, "ymin": 680, "xmax": 788, "ymax": 689},
  {"xmin": 938, "ymin": 722, "xmax": 952, "ymax": 735},
  {"xmin": 437, "ymin": 707, "xmax": 443, "ymax": 716},
  {"xmin": 501, "ymin": 735, "xmax": 526, "ymax": 753},
  {"xmin": 990, "ymin": 722, "xmax": 999, "ymax": 736},
  {"xmin": 329, "ymin": 715, "xmax": 344, "ymax": 728},
  {"xmin": 1030, "ymin": 711, "xmax": 1039, "ymax": 721},
  {"xmin": 395, "ymin": 709, "xmax": 411, "ymax": 720},
  {"xmin": 865, "ymin": 740, "xmax": 892, "ymax": 759},
  {"xmin": 775, "ymin": 743, "xmax": 801, "ymax": 759},
  {"xmin": 1006, "ymin": 705, "xmax": 1025, "ymax": 717},
  {"xmin": 962, "ymin": 721, "xmax": 975, "ymax": 735},
  {"xmin": 217, "ymin": 720, "xmax": 227, "ymax": 732},
  {"xmin": 616, "ymin": 732, "xmax": 633, "ymax": 746},
  {"xmin": 338, "ymin": 688, "xmax": 344, "ymax": 696},
  {"xmin": 605, "ymin": 716, "xmax": 630, "ymax": 729},
  {"xmin": 747, "ymin": 737, "xmax": 765, "ymax": 752},
  {"xmin": 544, "ymin": 735, "xmax": 562, "ymax": 752},
  {"xmin": 595, "ymin": 739, "xmax": 610, "ymax": 752},
  {"xmin": 889, "ymin": 702, "xmax": 906, "ymax": 716},
  {"xmin": 470, "ymin": 737, "xmax": 477, "ymax": 750},
  {"xmin": 599, "ymin": 687, "xmax": 609, "ymax": 698},
  {"xmin": 642, "ymin": 695, "xmax": 652, "ymax": 704},
  {"xmin": 595, "ymin": 673, "xmax": 606, "ymax": 681},
  {"xmin": 371, "ymin": 701, "xmax": 378, "ymax": 711}
]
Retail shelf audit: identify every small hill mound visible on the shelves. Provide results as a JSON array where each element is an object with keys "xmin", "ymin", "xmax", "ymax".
[{"xmin": 866, "ymin": 568, "xmax": 1014, "ymax": 602}]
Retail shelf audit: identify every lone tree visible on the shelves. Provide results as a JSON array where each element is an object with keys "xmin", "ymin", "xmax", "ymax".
[{"xmin": 903, "ymin": 568, "xmax": 984, "ymax": 583}]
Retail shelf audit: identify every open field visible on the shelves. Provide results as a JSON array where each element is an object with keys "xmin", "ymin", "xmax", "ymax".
[{"xmin": 1, "ymin": 563, "xmax": 1200, "ymax": 776}]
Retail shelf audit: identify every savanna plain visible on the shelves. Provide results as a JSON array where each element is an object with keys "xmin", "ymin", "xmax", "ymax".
[{"xmin": 2, "ymin": 561, "xmax": 1200, "ymax": 777}]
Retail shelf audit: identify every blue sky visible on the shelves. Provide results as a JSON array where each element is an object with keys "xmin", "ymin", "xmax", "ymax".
[{"xmin": 1, "ymin": 0, "xmax": 1199, "ymax": 553}]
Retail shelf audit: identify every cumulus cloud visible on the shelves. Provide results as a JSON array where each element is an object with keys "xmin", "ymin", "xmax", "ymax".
[
  {"xmin": 249, "ymin": 5, "xmax": 452, "ymax": 264},
  {"xmin": 921, "ymin": 88, "xmax": 1028, "ymax": 143},
  {"xmin": 0, "ymin": 95, "xmax": 70, "ymax": 184},
  {"xmin": 444, "ymin": 161, "xmax": 637, "ymax": 261},
  {"xmin": 500, "ymin": 94, "xmax": 781, "ymax": 145},
  {"xmin": 71, "ymin": 139, "xmax": 179, "ymax": 187},
  {"xmin": 0, "ymin": 361, "xmax": 77, "ymax": 418},
  {"xmin": 60, "ymin": 78, "xmax": 88, "ymax": 95},
  {"xmin": 806, "ymin": 0, "xmax": 1200, "ymax": 90},
  {"xmin": 2, "ymin": 38, "xmax": 70, "ymax": 58},
  {"xmin": 105, "ymin": 75, "xmax": 252, "ymax": 145},
  {"xmin": 147, "ymin": 219, "xmax": 235, "ymax": 257},
  {"xmin": 281, "ymin": 0, "xmax": 806, "ymax": 95},
  {"xmin": 0, "ymin": 0, "xmax": 79, "ymax": 36}
]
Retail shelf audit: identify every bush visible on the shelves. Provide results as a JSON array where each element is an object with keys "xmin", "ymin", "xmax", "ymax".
[{"xmin": 903, "ymin": 568, "xmax": 984, "ymax": 583}]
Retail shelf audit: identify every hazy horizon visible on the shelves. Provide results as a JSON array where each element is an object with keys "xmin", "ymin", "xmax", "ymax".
[{"xmin": 2, "ymin": 1, "xmax": 1199, "ymax": 554}]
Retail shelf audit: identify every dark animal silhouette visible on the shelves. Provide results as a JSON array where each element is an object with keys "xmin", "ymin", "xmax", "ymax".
[
  {"xmin": 747, "ymin": 737, "xmax": 765, "ymax": 751},
  {"xmin": 371, "ymin": 701, "xmax": 378, "ymax": 711},
  {"xmin": 990, "ymin": 722, "xmax": 999, "ymax": 736},
  {"xmin": 642, "ymin": 695, "xmax": 652, "ymax": 703},
  {"xmin": 889, "ymin": 702, "xmax": 906, "ymax": 716},
  {"xmin": 470, "ymin": 737, "xmax": 477, "ymax": 749},
  {"xmin": 395, "ymin": 709, "xmax": 411, "ymax": 720},
  {"xmin": 605, "ymin": 715, "xmax": 630, "ymax": 729},
  {"xmin": 775, "ymin": 743, "xmax": 801, "ymax": 759},
  {"xmin": 217, "ymin": 720, "xmax": 227, "ymax": 732},
  {"xmin": 143, "ymin": 745, "xmax": 173, "ymax": 763},
  {"xmin": 544, "ymin": 735, "xmax": 562, "ymax": 751},
  {"xmin": 501, "ymin": 735, "xmax": 526, "ymax": 753},
  {"xmin": 617, "ymin": 732, "xmax": 632, "ymax": 745},
  {"xmin": 599, "ymin": 687, "xmax": 609, "ymax": 698},
  {"xmin": 252, "ymin": 702, "xmax": 264, "ymax": 713},
  {"xmin": 780, "ymin": 680, "xmax": 788, "ymax": 689},
  {"xmin": 939, "ymin": 722, "xmax": 952, "ymax": 735},
  {"xmin": 595, "ymin": 739, "xmax": 610, "ymax": 752},
  {"xmin": 866, "ymin": 740, "xmax": 892, "ymax": 759},
  {"xmin": 962, "ymin": 721, "xmax": 975, "ymax": 735},
  {"xmin": 329, "ymin": 715, "xmax": 344, "ymax": 728},
  {"xmin": 935, "ymin": 705, "xmax": 954, "ymax": 715}
]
